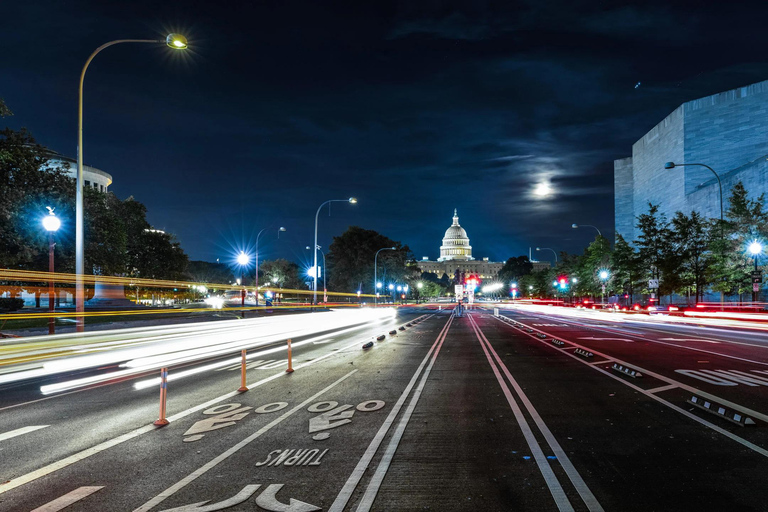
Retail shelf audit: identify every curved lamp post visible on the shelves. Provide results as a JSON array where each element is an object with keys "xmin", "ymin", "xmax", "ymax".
[
  {"xmin": 536, "ymin": 247, "xmax": 558, "ymax": 263},
  {"xmin": 664, "ymin": 162, "xmax": 723, "ymax": 224},
  {"xmin": 571, "ymin": 224, "xmax": 602, "ymax": 237},
  {"xmin": 306, "ymin": 245, "xmax": 327, "ymax": 303},
  {"xmin": 312, "ymin": 198, "xmax": 356, "ymax": 304},
  {"xmin": 374, "ymin": 247, "xmax": 396, "ymax": 307},
  {"xmin": 75, "ymin": 34, "xmax": 188, "ymax": 331},
  {"xmin": 43, "ymin": 208, "xmax": 61, "ymax": 335},
  {"xmin": 254, "ymin": 226, "xmax": 286, "ymax": 304}
]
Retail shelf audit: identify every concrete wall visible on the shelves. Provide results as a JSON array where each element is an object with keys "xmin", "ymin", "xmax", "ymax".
[{"xmin": 613, "ymin": 157, "xmax": 634, "ymax": 241}]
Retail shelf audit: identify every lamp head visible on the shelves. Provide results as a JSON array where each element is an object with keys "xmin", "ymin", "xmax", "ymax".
[
  {"xmin": 279, "ymin": 227, "xmax": 286, "ymax": 232},
  {"xmin": 237, "ymin": 252, "xmax": 250, "ymax": 266},
  {"xmin": 166, "ymin": 34, "xmax": 188, "ymax": 49},
  {"xmin": 749, "ymin": 241, "xmax": 763, "ymax": 255},
  {"xmin": 599, "ymin": 270, "xmax": 609, "ymax": 280},
  {"xmin": 664, "ymin": 162, "xmax": 676, "ymax": 170},
  {"xmin": 42, "ymin": 210, "xmax": 60, "ymax": 232},
  {"xmin": 348, "ymin": 197, "xmax": 357, "ymax": 204},
  {"xmin": 305, "ymin": 246, "xmax": 310, "ymax": 250},
  {"xmin": 535, "ymin": 247, "xmax": 541, "ymax": 251},
  {"xmin": 571, "ymin": 224, "xmax": 578, "ymax": 229}
]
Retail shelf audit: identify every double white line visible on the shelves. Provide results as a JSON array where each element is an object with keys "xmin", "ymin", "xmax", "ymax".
[{"xmin": 467, "ymin": 313, "xmax": 603, "ymax": 512}]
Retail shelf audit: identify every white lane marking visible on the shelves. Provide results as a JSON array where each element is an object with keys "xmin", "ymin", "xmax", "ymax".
[
  {"xmin": 646, "ymin": 384, "xmax": 678, "ymax": 394},
  {"xmin": 133, "ymin": 369, "xmax": 358, "ymax": 512},
  {"xmin": 578, "ymin": 337, "xmax": 633, "ymax": 343},
  {"xmin": 159, "ymin": 484, "xmax": 261, "ymax": 512},
  {"xmin": 254, "ymin": 484, "xmax": 321, "ymax": 512},
  {"xmin": 495, "ymin": 315, "xmax": 768, "ymax": 458},
  {"xmin": 471, "ymin": 315, "xmax": 603, "ymax": 512},
  {"xmin": 353, "ymin": 317, "xmax": 454, "ymax": 512},
  {"xmin": 0, "ymin": 425, "xmax": 48, "ymax": 442},
  {"xmin": 0, "ymin": 334, "xmax": 370, "ymax": 497},
  {"xmin": 590, "ymin": 360, "xmax": 613, "ymax": 365},
  {"xmin": 659, "ymin": 338, "xmax": 720, "ymax": 344},
  {"xmin": 329, "ymin": 315, "xmax": 453, "ymax": 512},
  {"xmin": 30, "ymin": 486, "xmax": 104, "ymax": 512}
]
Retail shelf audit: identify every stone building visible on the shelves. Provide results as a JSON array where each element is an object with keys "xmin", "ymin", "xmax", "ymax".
[
  {"xmin": 615, "ymin": 79, "xmax": 768, "ymax": 242},
  {"xmin": 42, "ymin": 148, "xmax": 113, "ymax": 193},
  {"xmin": 417, "ymin": 209, "xmax": 503, "ymax": 281}
]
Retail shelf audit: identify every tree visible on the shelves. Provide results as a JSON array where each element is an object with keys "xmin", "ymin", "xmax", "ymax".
[
  {"xmin": 669, "ymin": 211, "xmax": 709, "ymax": 302},
  {"xmin": 327, "ymin": 226, "xmax": 414, "ymax": 293},
  {"xmin": 498, "ymin": 256, "xmax": 533, "ymax": 284},
  {"xmin": 0, "ymin": 98, "xmax": 12, "ymax": 118},
  {"xmin": 259, "ymin": 259, "xmax": 304, "ymax": 290},
  {"xmin": 612, "ymin": 234, "xmax": 641, "ymax": 302},
  {"xmin": 186, "ymin": 260, "xmax": 235, "ymax": 284},
  {"xmin": 635, "ymin": 203, "xmax": 672, "ymax": 297}
]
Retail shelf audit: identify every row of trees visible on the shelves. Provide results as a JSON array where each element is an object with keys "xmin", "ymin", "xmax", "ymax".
[{"xmin": 507, "ymin": 182, "xmax": 767, "ymax": 303}]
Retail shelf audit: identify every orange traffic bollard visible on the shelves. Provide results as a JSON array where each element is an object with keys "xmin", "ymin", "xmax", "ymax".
[
  {"xmin": 153, "ymin": 367, "xmax": 169, "ymax": 427},
  {"xmin": 238, "ymin": 349, "xmax": 249, "ymax": 392},
  {"xmin": 286, "ymin": 338, "xmax": 294, "ymax": 373}
]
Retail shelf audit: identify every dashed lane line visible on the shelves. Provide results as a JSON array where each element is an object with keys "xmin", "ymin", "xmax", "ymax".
[
  {"xmin": 30, "ymin": 486, "xmax": 104, "ymax": 512},
  {"xmin": 493, "ymin": 314, "xmax": 768, "ymax": 459},
  {"xmin": 329, "ymin": 314, "xmax": 453, "ymax": 512},
  {"xmin": 646, "ymin": 384, "xmax": 679, "ymax": 394},
  {"xmin": 470, "ymin": 314, "xmax": 603, "ymax": 512},
  {"xmin": 0, "ymin": 425, "xmax": 49, "ymax": 442}
]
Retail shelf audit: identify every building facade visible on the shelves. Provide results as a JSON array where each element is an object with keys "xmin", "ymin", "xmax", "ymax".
[
  {"xmin": 615, "ymin": 79, "xmax": 768, "ymax": 242},
  {"xmin": 42, "ymin": 149, "xmax": 113, "ymax": 193},
  {"xmin": 417, "ymin": 209, "xmax": 503, "ymax": 281}
]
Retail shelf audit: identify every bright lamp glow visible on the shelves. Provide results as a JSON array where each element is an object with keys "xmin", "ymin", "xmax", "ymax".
[
  {"xmin": 42, "ymin": 214, "xmax": 61, "ymax": 232},
  {"xmin": 349, "ymin": 197, "xmax": 358, "ymax": 204},
  {"xmin": 599, "ymin": 270, "xmax": 609, "ymax": 280},
  {"xmin": 237, "ymin": 252, "xmax": 250, "ymax": 266},
  {"xmin": 376, "ymin": 282, "xmax": 382, "ymax": 288},
  {"xmin": 749, "ymin": 241, "xmax": 763, "ymax": 255},
  {"xmin": 417, "ymin": 282, "xmax": 423, "ymax": 289},
  {"xmin": 166, "ymin": 34, "xmax": 188, "ymax": 49},
  {"xmin": 388, "ymin": 284, "xmax": 394, "ymax": 290}
]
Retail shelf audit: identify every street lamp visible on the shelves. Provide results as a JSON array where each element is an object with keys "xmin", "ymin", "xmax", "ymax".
[
  {"xmin": 42, "ymin": 208, "xmax": 61, "ymax": 335},
  {"xmin": 374, "ymin": 247, "xmax": 396, "ymax": 307},
  {"xmin": 237, "ymin": 252, "xmax": 250, "ymax": 306},
  {"xmin": 313, "ymin": 198, "xmax": 357, "ymax": 304},
  {"xmin": 749, "ymin": 240, "xmax": 763, "ymax": 302},
  {"xmin": 664, "ymin": 162, "xmax": 723, "ymax": 225},
  {"xmin": 306, "ymin": 246, "xmax": 327, "ymax": 303},
  {"xmin": 599, "ymin": 269, "xmax": 609, "ymax": 304},
  {"xmin": 254, "ymin": 226, "xmax": 286, "ymax": 305},
  {"xmin": 571, "ymin": 224, "xmax": 602, "ymax": 237},
  {"xmin": 75, "ymin": 33, "xmax": 188, "ymax": 331},
  {"xmin": 536, "ymin": 247, "xmax": 558, "ymax": 263}
]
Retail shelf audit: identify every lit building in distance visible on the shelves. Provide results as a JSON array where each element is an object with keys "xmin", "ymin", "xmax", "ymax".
[
  {"xmin": 615, "ymin": 79, "xmax": 768, "ymax": 242},
  {"xmin": 417, "ymin": 209, "xmax": 503, "ymax": 280},
  {"xmin": 42, "ymin": 148, "xmax": 112, "ymax": 193}
]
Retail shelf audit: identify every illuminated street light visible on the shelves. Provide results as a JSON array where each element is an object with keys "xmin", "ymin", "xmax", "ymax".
[
  {"xmin": 536, "ymin": 247, "xmax": 558, "ymax": 263},
  {"xmin": 75, "ymin": 34, "xmax": 188, "ymax": 331},
  {"xmin": 571, "ymin": 223, "xmax": 602, "ymax": 237},
  {"xmin": 43, "ymin": 208, "xmax": 60, "ymax": 335},
  {"xmin": 599, "ymin": 269, "xmax": 609, "ymax": 304},
  {"xmin": 254, "ymin": 226, "xmax": 286, "ymax": 305},
  {"xmin": 665, "ymin": 162, "xmax": 723, "ymax": 225},
  {"xmin": 374, "ymin": 247, "xmax": 396, "ymax": 307},
  {"xmin": 313, "ymin": 198, "xmax": 357, "ymax": 305},
  {"xmin": 750, "ymin": 240, "xmax": 763, "ymax": 302},
  {"xmin": 417, "ymin": 282, "xmax": 423, "ymax": 289}
]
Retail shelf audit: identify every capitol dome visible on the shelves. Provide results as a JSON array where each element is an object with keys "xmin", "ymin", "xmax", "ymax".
[{"xmin": 438, "ymin": 209, "xmax": 473, "ymax": 262}]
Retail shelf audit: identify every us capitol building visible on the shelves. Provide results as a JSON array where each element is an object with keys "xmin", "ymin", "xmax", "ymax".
[{"xmin": 417, "ymin": 209, "xmax": 503, "ymax": 281}]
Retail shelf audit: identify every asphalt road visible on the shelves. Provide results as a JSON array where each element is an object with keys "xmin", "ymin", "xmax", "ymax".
[{"xmin": 1, "ymin": 305, "xmax": 767, "ymax": 511}]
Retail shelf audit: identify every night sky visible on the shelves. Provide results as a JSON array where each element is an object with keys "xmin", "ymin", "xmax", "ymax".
[{"xmin": 3, "ymin": 1, "xmax": 768, "ymax": 270}]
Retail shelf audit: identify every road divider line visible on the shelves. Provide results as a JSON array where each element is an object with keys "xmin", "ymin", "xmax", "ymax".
[
  {"xmin": 30, "ymin": 486, "xmax": 104, "ymax": 512},
  {"xmin": 329, "ymin": 314, "xmax": 453, "ymax": 512},
  {"xmin": 354, "ymin": 316, "xmax": 454, "ymax": 511},
  {"xmin": 0, "ymin": 425, "xmax": 49, "ymax": 442},
  {"xmin": 470, "ymin": 314, "xmax": 603, "ymax": 512},
  {"xmin": 133, "ymin": 369, "xmax": 359, "ymax": 512},
  {"xmin": 493, "ymin": 313, "xmax": 768, "ymax": 459},
  {"xmin": 0, "ymin": 320, "xmax": 405, "ymax": 496},
  {"xmin": 646, "ymin": 384, "xmax": 679, "ymax": 394}
]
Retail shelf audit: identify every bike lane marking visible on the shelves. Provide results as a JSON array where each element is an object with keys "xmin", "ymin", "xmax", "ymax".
[
  {"xmin": 29, "ymin": 486, "xmax": 104, "ymax": 512},
  {"xmin": 492, "ymin": 313, "xmax": 768, "ymax": 458},
  {"xmin": 329, "ymin": 314, "xmax": 454, "ymax": 512},
  {"xmin": 0, "ymin": 425, "xmax": 48, "ymax": 442},
  {"xmin": 133, "ymin": 369, "xmax": 358, "ymax": 512},
  {"xmin": 469, "ymin": 314, "xmax": 603, "ymax": 512}
]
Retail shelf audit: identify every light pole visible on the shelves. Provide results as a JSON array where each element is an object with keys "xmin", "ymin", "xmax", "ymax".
[
  {"xmin": 237, "ymin": 252, "xmax": 250, "ymax": 306},
  {"xmin": 388, "ymin": 283, "xmax": 395, "ymax": 304},
  {"xmin": 536, "ymin": 247, "xmax": 558, "ymax": 263},
  {"xmin": 599, "ymin": 269, "xmax": 609, "ymax": 305},
  {"xmin": 75, "ymin": 33, "xmax": 188, "ymax": 332},
  {"xmin": 571, "ymin": 224, "xmax": 602, "ymax": 237},
  {"xmin": 306, "ymin": 246, "xmax": 327, "ymax": 303},
  {"xmin": 254, "ymin": 226, "xmax": 286, "ymax": 305},
  {"xmin": 749, "ymin": 241, "xmax": 763, "ymax": 303},
  {"xmin": 664, "ymin": 162, "xmax": 723, "ymax": 226},
  {"xmin": 313, "ymin": 198, "xmax": 357, "ymax": 304},
  {"xmin": 374, "ymin": 247, "xmax": 396, "ymax": 307},
  {"xmin": 43, "ymin": 208, "xmax": 61, "ymax": 335}
]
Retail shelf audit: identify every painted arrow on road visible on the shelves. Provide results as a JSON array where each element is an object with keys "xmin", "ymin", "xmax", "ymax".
[
  {"xmin": 255, "ymin": 484, "xmax": 321, "ymax": 512},
  {"xmin": 578, "ymin": 337, "xmax": 634, "ymax": 342},
  {"xmin": 159, "ymin": 485, "xmax": 260, "ymax": 512}
]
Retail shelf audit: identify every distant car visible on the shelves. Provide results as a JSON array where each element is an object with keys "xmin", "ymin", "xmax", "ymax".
[{"xmin": 647, "ymin": 305, "xmax": 679, "ymax": 315}]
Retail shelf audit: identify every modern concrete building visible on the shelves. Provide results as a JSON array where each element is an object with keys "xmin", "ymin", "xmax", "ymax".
[
  {"xmin": 615, "ymin": 79, "xmax": 768, "ymax": 242},
  {"xmin": 417, "ymin": 209, "xmax": 503, "ymax": 281}
]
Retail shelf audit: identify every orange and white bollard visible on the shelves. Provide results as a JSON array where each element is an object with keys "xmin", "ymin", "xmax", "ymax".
[
  {"xmin": 286, "ymin": 338, "xmax": 294, "ymax": 373},
  {"xmin": 154, "ymin": 367, "xmax": 169, "ymax": 427},
  {"xmin": 238, "ymin": 349, "xmax": 249, "ymax": 392}
]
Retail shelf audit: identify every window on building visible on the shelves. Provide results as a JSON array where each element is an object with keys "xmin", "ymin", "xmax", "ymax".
[{"xmin": 85, "ymin": 180, "xmax": 90, "ymax": 187}]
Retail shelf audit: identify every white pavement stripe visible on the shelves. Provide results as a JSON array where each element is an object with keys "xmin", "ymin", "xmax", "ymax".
[
  {"xmin": 133, "ymin": 369, "xmax": 358, "ymax": 512},
  {"xmin": 0, "ymin": 425, "xmax": 49, "ymax": 442},
  {"xmin": 469, "ymin": 316, "xmax": 574, "ymax": 512},
  {"xmin": 472, "ymin": 315, "xmax": 604, "ymax": 512},
  {"xmin": 495, "ymin": 315, "xmax": 768, "ymax": 459},
  {"xmin": 0, "ymin": 328, "xmax": 383, "ymax": 497},
  {"xmin": 590, "ymin": 360, "xmax": 613, "ymax": 365},
  {"xmin": 646, "ymin": 384, "xmax": 678, "ymax": 394},
  {"xmin": 329, "ymin": 314, "xmax": 450, "ymax": 512},
  {"xmin": 30, "ymin": 486, "xmax": 104, "ymax": 512},
  {"xmin": 353, "ymin": 316, "xmax": 454, "ymax": 512}
]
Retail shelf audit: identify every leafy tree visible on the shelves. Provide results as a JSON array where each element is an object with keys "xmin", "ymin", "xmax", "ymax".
[
  {"xmin": 327, "ymin": 226, "xmax": 414, "ymax": 293},
  {"xmin": 669, "ymin": 211, "xmax": 709, "ymax": 302},
  {"xmin": 498, "ymin": 256, "xmax": 533, "ymax": 284},
  {"xmin": 259, "ymin": 259, "xmax": 304, "ymax": 289},
  {"xmin": 612, "ymin": 233, "xmax": 641, "ymax": 302},
  {"xmin": 635, "ymin": 203, "xmax": 672, "ymax": 296},
  {"xmin": 186, "ymin": 260, "xmax": 235, "ymax": 284},
  {"xmin": 0, "ymin": 98, "xmax": 12, "ymax": 118},
  {"xmin": 414, "ymin": 280, "xmax": 443, "ymax": 300}
]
